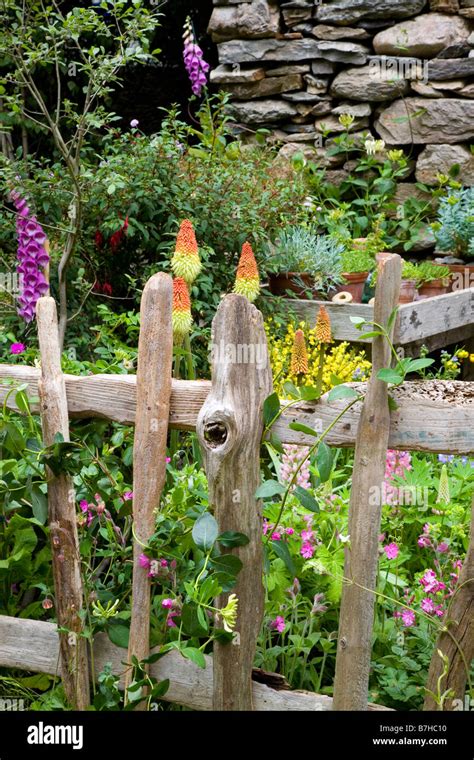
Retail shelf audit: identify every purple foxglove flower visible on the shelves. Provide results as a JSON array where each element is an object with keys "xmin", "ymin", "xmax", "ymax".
[
  {"xmin": 183, "ymin": 16, "xmax": 210, "ymax": 97},
  {"xmin": 11, "ymin": 191, "xmax": 50, "ymax": 323}
]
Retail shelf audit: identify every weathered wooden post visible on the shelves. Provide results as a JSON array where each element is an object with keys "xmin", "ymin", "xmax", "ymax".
[
  {"xmin": 197, "ymin": 294, "xmax": 273, "ymax": 710},
  {"xmin": 36, "ymin": 297, "xmax": 90, "ymax": 709},
  {"xmin": 333, "ymin": 253, "xmax": 402, "ymax": 710},
  {"xmin": 424, "ymin": 495, "xmax": 474, "ymax": 710},
  {"xmin": 126, "ymin": 273, "xmax": 173, "ymax": 705}
]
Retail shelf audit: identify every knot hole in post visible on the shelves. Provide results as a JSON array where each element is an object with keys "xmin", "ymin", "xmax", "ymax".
[{"xmin": 204, "ymin": 420, "xmax": 228, "ymax": 448}]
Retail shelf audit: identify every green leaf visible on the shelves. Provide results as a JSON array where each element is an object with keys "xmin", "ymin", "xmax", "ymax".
[
  {"xmin": 327, "ymin": 385, "xmax": 359, "ymax": 403},
  {"xmin": 255, "ymin": 480, "xmax": 285, "ymax": 499},
  {"xmin": 377, "ymin": 368, "xmax": 403, "ymax": 385},
  {"xmin": 358, "ymin": 331, "xmax": 383, "ymax": 340},
  {"xmin": 192, "ymin": 512, "xmax": 218, "ymax": 551},
  {"xmin": 271, "ymin": 540, "xmax": 295, "ymax": 577},
  {"xmin": 107, "ymin": 624, "xmax": 130, "ymax": 649},
  {"xmin": 31, "ymin": 488, "xmax": 48, "ymax": 525},
  {"xmin": 211, "ymin": 554, "xmax": 243, "ymax": 577},
  {"xmin": 263, "ymin": 392, "xmax": 280, "ymax": 427},
  {"xmin": 316, "ymin": 441, "xmax": 333, "ymax": 483},
  {"xmin": 388, "ymin": 395, "xmax": 399, "ymax": 412},
  {"xmin": 218, "ymin": 531, "xmax": 249, "ymax": 548},
  {"xmin": 150, "ymin": 679, "xmax": 170, "ymax": 699},
  {"xmin": 181, "ymin": 604, "xmax": 208, "ymax": 637},
  {"xmin": 282, "ymin": 380, "xmax": 300, "ymax": 399},
  {"xmin": 404, "ymin": 358, "xmax": 434, "ymax": 374},
  {"xmin": 349, "ymin": 316, "xmax": 366, "ymax": 327},
  {"xmin": 293, "ymin": 486, "xmax": 320, "ymax": 513},
  {"xmin": 299, "ymin": 386, "xmax": 320, "ymax": 401},
  {"xmin": 386, "ymin": 306, "xmax": 398, "ymax": 333},
  {"xmin": 288, "ymin": 422, "xmax": 320, "ymax": 438},
  {"xmin": 181, "ymin": 647, "xmax": 206, "ymax": 669}
]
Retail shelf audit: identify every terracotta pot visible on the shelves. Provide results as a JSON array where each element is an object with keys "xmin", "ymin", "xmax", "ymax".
[
  {"xmin": 335, "ymin": 271, "xmax": 369, "ymax": 303},
  {"xmin": 268, "ymin": 272, "xmax": 316, "ymax": 299},
  {"xmin": 418, "ymin": 278, "xmax": 449, "ymax": 300},
  {"xmin": 446, "ymin": 263, "xmax": 474, "ymax": 293},
  {"xmin": 399, "ymin": 279, "xmax": 417, "ymax": 304}
]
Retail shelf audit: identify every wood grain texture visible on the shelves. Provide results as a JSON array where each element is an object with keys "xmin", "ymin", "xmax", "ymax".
[
  {"xmin": 1, "ymin": 366, "xmax": 472, "ymax": 453},
  {"xmin": 36, "ymin": 297, "xmax": 90, "ymax": 710},
  {"xmin": 333, "ymin": 254, "xmax": 402, "ymax": 711},
  {"xmin": 196, "ymin": 294, "xmax": 273, "ymax": 710},
  {"xmin": 126, "ymin": 274, "xmax": 173, "ymax": 704},
  {"xmin": 0, "ymin": 616, "xmax": 392, "ymax": 711},
  {"xmin": 424, "ymin": 496, "xmax": 474, "ymax": 711},
  {"xmin": 272, "ymin": 288, "xmax": 474, "ymax": 346}
]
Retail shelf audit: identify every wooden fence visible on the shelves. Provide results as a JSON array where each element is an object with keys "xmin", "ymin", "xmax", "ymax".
[{"xmin": 0, "ymin": 257, "xmax": 473, "ymax": 711}]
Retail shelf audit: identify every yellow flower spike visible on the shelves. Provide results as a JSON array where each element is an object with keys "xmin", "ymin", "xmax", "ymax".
[
  {"xmin": 315, "ymin": 306, "xmax": 332, "ymax": 343},
  {"xmin": 290, "ymin": 329, "xmax": 309, "ymax": 376},
  {"xmin": 172, "ymin": 277, "xmax": 192, "ymax": 344},
  {"xmin": 219, "ymin": 593, "xmax": 239, "ymax": 633},
  {"xmin": 171, "ymin": 220, "xmax": 202, "ymax": 286},
  {"xmin": 233, "ymin": 242, "xmax": 260, "ymax": 302}
]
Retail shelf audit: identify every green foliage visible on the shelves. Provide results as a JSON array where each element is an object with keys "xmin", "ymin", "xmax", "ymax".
[
  {"xmin": 265, "ymin": 225, "xmax": 344, "ymax": 289},
  {"xmin": 432, "ymin": 187, "xmax": 474, "ymax": 259}
]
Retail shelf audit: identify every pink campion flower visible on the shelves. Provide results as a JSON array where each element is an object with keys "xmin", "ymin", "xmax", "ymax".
[
  {"xmin": 139, "ymin": 553, "xmax": 151, "ymax": 570},
  {"xmin": 162, "ymin": 598, "xmax": 174, "ymax": 609},
  {"xmin": 384, "ymin": 450, "xmax": 412, "ymax": 504},
  {"xmin": 401, "ymin": 609, "xmax": 416, "ymax": 627},
  {"xmin": 166, "ymin": 457, "xmax": 171, "ymax": 464},
  {"xmin": 453, "ymin": 559, "xmax": 462, "ymax": 572},
  {"xmin": 159, "ymin": 559, "xmax": 168, "ymax": 568},
  {"xmin": 434, "ymin": 605, "xmax": 445, "ymax": 618},
  {"xmin": 123, "ymin": 491, "xmax": 133, "ymax": 501},
  {"xmin": 383, "ymin": 542, "xmax": 399, "ymax": 560},
  {"xmin": 166, "ymin": 610, "xmax": 180, "ymax": 628},
  {"xmin": 301, "ymin": 529, "xmax": 313, "ymax": 542},
  {"xmin": 300, "ymin": 541, "xmax": 314, "ymax": 559},
  {"xmin": 285, "ymin": 527, "xmax": 294, "ymax": 536},
  {"xmin": 378, "ymin": 533, "xmax": 385, "ymax": 542},
  {"xmin": 420, "ymin": 569, "xmax": 445, "ymax": 594},
  {"xmin": 437, "ymin": 542, "xmax": 449, "ymax": 554},
  {"xmin": 270, "ymin": 615, "xmax": 286, "ymax": 633},
  {"xmin": 421, "ymin": 597, "xmax": 435, "ymax": 614},
  {"xmin": 10, "ymin": 343, "xmax": 25, "ymax": 354},
  {"xmin": 418, "ymin": 535, "xmax": 431, "ymax": 548},
  {"xmin": 183, "ymin": 16, "xmax": 210, "ymax": 97}
]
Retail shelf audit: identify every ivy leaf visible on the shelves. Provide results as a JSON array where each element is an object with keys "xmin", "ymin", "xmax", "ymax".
[{"xmin": 192, "ymin": 512, "xmax": 218, "ymax": 551}]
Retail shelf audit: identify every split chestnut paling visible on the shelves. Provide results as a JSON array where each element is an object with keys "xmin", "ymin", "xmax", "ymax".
[{"xmin": 0, "ymin": 254, "xmax": 473, "ymax": 711}]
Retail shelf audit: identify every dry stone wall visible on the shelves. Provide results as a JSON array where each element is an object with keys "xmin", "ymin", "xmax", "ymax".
[{"xmin": 207, "ymin": 0, "xmax": 474, "ymax": 185}]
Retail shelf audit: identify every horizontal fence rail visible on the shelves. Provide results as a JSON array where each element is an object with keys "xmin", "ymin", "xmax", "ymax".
[
  {"xmin": 0, "ymin": 615, "xmax": 391, "ymax": 712},
  {"xmin": 1, "ymin": 366, "xmax": 473, "ymax": 453}
]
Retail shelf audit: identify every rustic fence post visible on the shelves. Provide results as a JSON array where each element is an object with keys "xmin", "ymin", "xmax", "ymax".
[
  {"xmin": 333, "ymin": 253, "xmax": 402, "ymax": 710},
  {"xmin": 196, "ymin": 294, "xmax": 273, "ymax": 710},
  {"xmin": 126, "ymin": 272, "xmax": 173, "ymax": 705},
  {"xmin": 424, "ymin": 495, "xmax": 474, "ymax": 710},
  {"xmin": 36, "ymin": 296, "xmax": 90, "ymax": 709}
]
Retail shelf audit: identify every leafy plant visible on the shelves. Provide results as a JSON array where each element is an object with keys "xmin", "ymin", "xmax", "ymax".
[
  {"xmin": 432, "ymin": 187, "xmax": 474, "ymax": 260},
  {"xmin": 416, "ymin": 262, "xmax": 450, "ymax": 286},
  {"xmin": 265, "ymin": 226, "xmax": 344, "ymax": 290}
]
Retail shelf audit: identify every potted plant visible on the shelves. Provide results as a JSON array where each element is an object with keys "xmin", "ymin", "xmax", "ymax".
[
  {"xmin": 399, "ymin": 260, "xmax": 419, "ymax": 303},
  {"xmin": 432, "ymin": 187, "xmax": 474, "ymax": 291},
  {"xmin": 336, "ymin": 245, "xmax": 376, "ymax": 303},
  {"xmin": 266, "ymin": 226, "xmax": 344, "ymax": 299},
  {"xmin": 416, "ymin": 261, "xmax": 450, "ymax": 299}
]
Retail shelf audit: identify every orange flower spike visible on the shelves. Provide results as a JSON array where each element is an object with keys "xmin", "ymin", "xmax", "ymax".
[
  {"xmin": 233, "ymin": 241, "xmax": 260, "ymax": 303},
  {"xmin": 172, "ymin": 277, "xmax": 192, "ymax": 343},
  {"xmin": 290, "ymin": 329, "xmax": 309, "ymax": 376},
  {"xmin": 314, "ymin": 305, "xmax": 332, "ymax": 344},
  {"xmin": 171, "ymin": 220, "xmax": 202, "ymax": 285}
]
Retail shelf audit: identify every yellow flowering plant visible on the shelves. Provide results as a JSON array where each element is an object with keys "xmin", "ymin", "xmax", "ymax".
[{"xmin": 265, "ymin": 318, "xmax": 371, "ymax": 398}]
